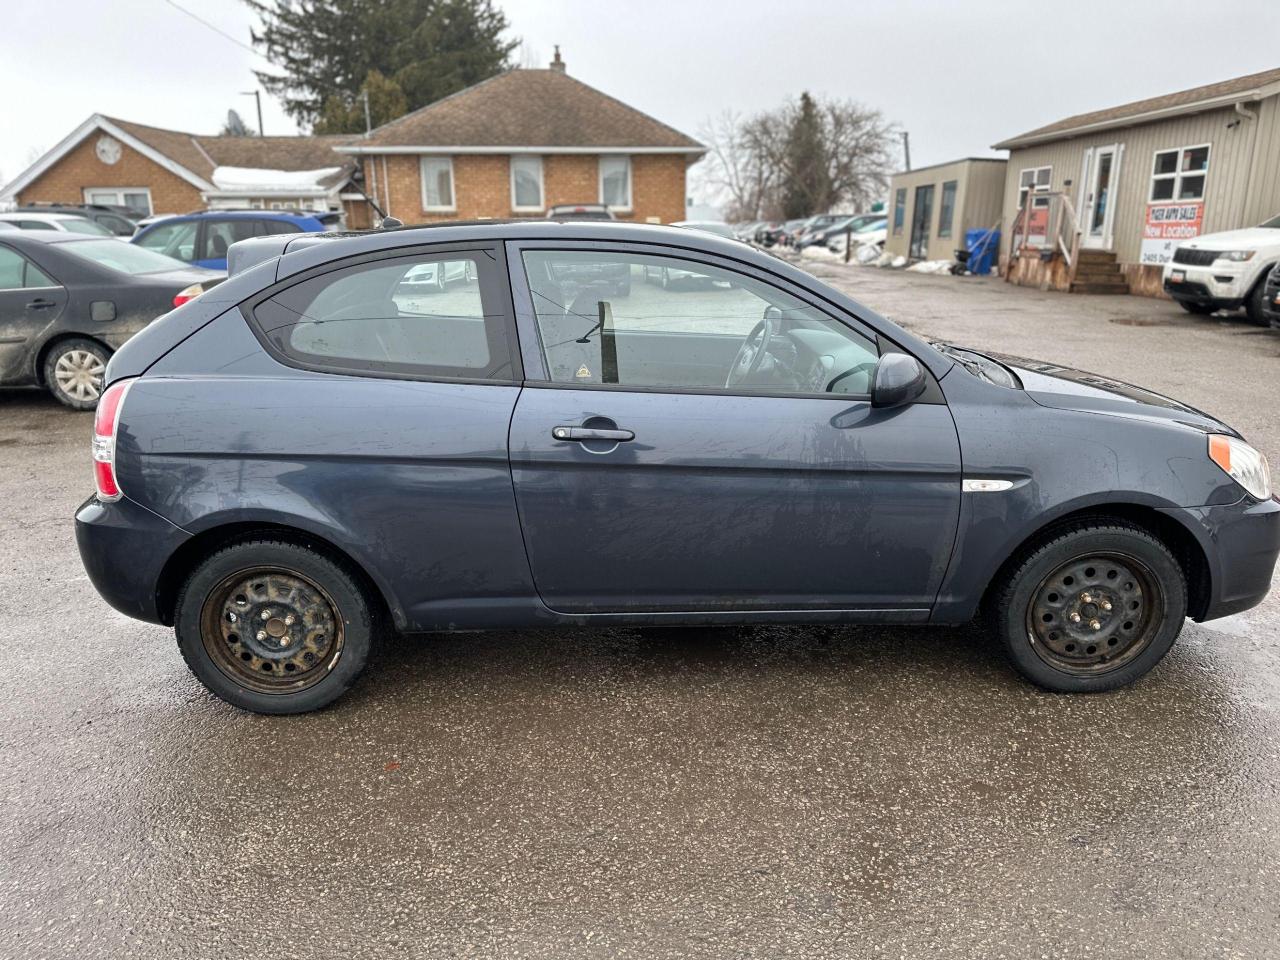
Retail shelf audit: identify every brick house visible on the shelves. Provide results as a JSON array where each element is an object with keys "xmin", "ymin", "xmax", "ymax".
[
  {"xmin": 0, "ymin": 114, "xmax": 364, "ymax": 223},
  {"xmin": 336, "ymin": 51, "xmax": 705, "ymax": 224}
]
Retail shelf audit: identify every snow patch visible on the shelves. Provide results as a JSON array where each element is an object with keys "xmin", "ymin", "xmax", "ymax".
[{"xmin": 210, "ymin": 166, "xmax": 343, "ymax": 192}]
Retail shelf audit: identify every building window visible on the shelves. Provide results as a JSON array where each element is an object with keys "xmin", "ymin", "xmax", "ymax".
[
  {"xmin": 938, "ymin": 180, "xmax": 957, "ymax": 238},
  {"xmin": 599, "ymin": 156, "xmax": 631, "ymax": 210},
  {"xmin": 1150, "ymin": 144, "xmax": 1210, "ymax": 202},
  {"xmin": 511, "ymin": 155, "xmax": 544, "ymax": 211},
  {"xmin": 420, "ymin": 156, "xmax": 455, "ymax": 211},
  {"xmin": 83, "ymin": 187, "xmax": 152, "ymax": 215},
  {"xmin": 1017, "ymin": 166, "xmax": 1051, "ymax": 210},
  {"xmin": 892, "ymin": 188, "xmax": 906, "ymax": 235}
]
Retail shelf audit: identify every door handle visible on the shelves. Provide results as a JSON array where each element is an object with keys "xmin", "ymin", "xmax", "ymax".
[
  {"xmin": 26, "ymin": 298, "xmax": 57, "ymax": 310},
  {"xmin": 552, "ymin": 425, "xmax": 635, "ymax": 443}
]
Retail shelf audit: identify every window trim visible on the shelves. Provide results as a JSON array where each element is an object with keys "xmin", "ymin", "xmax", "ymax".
[
  {"xmin": 511, "ymin": 242, "xmax": 892, "ymax": 402},
  {"xmin": 82, "ymin": 186, "xmax": 153, "ymax": 215},
  {"xmin": 938, "ymin": 180, "xmax": 957, "ymax": 238},
  {"xmin": 598, "ymin": 156, "xmax": 632, "ymax": 212},
  {"xmin": 1150, "ymin": 143, "xmax": 1210, "ymax": 203},
  {"xmin": 510, "ymin": 155, "xmax": 544, "ymax": 212},
  {"xmin": 239, "ymin": 242, "xmax": 523, "ymax": 386},
  {"xmin": 419, "ymin": 156, "xmax": 456, "ymax": 212},
  {"xmin": 1016, "ymin": 165, "xmax": 1052, "ymax": 210}
]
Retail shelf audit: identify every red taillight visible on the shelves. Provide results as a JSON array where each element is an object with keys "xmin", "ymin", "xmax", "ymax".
[
  {"xmin": 173, "ymin": 283, "xmax": 204, "ymax": 308},
  {"xmin": 92, "ymin": 379, "xmax": 134, "ymax": 501}
]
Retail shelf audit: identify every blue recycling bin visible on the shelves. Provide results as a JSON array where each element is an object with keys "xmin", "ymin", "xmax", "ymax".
[{"xmin": 964, "ymin": 228, "xmax": 1000, "ymax": 275}]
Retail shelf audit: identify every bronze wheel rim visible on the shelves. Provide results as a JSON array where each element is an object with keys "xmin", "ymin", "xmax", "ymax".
[
  {"xmin": 200, "ymin": 567, "xmax": 344, "ymax": 695},
  {"xmin": 1025, "ymin": 552, "xmax": 1163, "ymax": 676}
]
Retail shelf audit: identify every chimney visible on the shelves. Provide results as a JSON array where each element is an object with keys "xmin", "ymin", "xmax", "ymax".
[{"xmin": 550, "ymin": 45, "xmax": 565, "ymax": 73}]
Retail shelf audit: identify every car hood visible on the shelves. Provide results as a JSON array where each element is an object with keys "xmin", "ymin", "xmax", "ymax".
[
  {"xmin": 1180, "ymin": 226, "xmax": 1280, "ymax": 251},
  {"xmin": 975, "ymin": 349, "xmax": 1237, "ymax": 436}
]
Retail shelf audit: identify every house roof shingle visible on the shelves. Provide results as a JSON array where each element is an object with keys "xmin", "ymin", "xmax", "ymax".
[
  {"xmin": 994, "ymin": 66, "xmax": 1280, "ymax": 149},
  {"xmin": 349, "ymin": 68, "xmax": 704, "ymax": 151},
  {"xmin": 106, "ymin": 116, "xmax": 357, "ymax": 186}
]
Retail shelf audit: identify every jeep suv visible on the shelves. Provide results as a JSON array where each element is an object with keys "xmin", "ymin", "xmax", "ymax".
[{"xmin": 1162, "ymin": 213, "xmax": 1280, "ymax": 322}]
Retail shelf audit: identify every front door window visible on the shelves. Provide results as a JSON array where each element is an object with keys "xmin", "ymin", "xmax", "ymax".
[
  {"xmin": 1089, "ymin": 151, "xmax": 1114, "ymax": 236},
  {"xmin": 521, "ymin": 249, "xmax": 879, "ymax": 397}
]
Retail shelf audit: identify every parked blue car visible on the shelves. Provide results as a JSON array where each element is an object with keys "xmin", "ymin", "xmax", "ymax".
[
  {"xmin": 130, "ymin": 210, "xmax": 333, "ymax": 270},
  {"xmin": 76, "ymin": 221, "xmax": 1279, "ymax": 713}
]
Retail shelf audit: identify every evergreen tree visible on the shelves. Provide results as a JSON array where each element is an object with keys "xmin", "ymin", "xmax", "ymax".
[
  {"xmin": 781, "ymin": 92, "xmax": 832, "ymax": 219},
  {"xmin": 315, "ymin": 70, "xmax": 410, "ymax": 135},
  {"xmin": 245, "ymin": 0, "xmax": 517, "ymax": 133}
]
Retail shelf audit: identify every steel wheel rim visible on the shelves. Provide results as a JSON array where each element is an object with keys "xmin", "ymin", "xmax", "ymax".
[
  {"xmin": 200, "ymin": 567, "xmax": 345, "ymax": 695},
  {"xmin": 54, "ymin": 349, "xmax": 105, "ymax": 401},
  {"xmin": 1026, "ymin": 552, "xmax": 1163, "ymax": 676}
]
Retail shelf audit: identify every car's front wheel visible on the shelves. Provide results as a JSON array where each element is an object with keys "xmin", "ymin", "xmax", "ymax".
[
  {"xmin": 993, "ymin": 522, "xmax": 1186, "ymax": 692},
  {"xmin": 1244, "ymin": 276, "xmax": 1270, "ymax": 325},
  {"xmin": 44, "ymin": 337, "xmax": 110, "ymax": 410},
  {"xmin": 175, "ymin": 540, "xmax": 375, "ymax": 714}
]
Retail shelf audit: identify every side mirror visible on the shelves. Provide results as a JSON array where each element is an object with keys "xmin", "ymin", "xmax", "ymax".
[{"xmin": 871, "ymin": 353, "xmax": 927, "ymax": 409}]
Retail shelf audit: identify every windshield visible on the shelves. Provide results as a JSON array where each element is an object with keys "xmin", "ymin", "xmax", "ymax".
[
  {"xmin": 1260, "ymin": 214, "xmax": 1280, "ymax": 228},
  {"xmin": 61, "ymin": 217, "xmax": 114, "ymax": 236},
  {"xmin": 857, "ymin": 218, "xmax": 888, "ymax": 232},
  {"xmin": 66, "ymin": 239, "xmax": 190, "ymax": 275}
]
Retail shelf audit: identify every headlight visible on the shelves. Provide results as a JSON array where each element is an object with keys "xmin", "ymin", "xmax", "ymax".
[
  {"xmin": 1209, "ymin": 434, "xmax": 1272, "ymax": 500},
  {"xmin": 1216, "ymin": 250, "xmax": 1256, "ymax": 262}
]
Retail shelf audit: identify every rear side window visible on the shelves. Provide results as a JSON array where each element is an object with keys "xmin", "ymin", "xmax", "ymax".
[
  {"xmin": 249, "ymin": 250, "xmax": 517, "ymax": 382},
  {"xmin": 0, "ymin": 246, "xmax": 56, "ymax": 289}
]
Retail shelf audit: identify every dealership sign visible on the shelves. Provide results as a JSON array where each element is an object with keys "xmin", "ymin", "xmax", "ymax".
[{"xmin": 1140, "ymin": 201, "xmax": 1204, "ymax": 265}]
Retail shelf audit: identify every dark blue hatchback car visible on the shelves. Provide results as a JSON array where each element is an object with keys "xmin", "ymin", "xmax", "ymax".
[{"xmin": 75, "ymin": 221, "xmax": 1280, "ymax": 713}]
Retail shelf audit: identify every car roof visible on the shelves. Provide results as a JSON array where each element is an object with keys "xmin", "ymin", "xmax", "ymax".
[
  {"xmin": 0, "ymin": 211, "xmax": 89, "ymax": 223},
  {"xmin": 0, "ymin": 229, "xmax": 102, "ymax": 245},
  {"xmin": 181, "ymin": 210, "xmax": 319, "ymax": 221}
]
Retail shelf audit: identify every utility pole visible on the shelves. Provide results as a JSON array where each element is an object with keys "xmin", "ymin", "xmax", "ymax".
[
  {"xmin": 241, "ymin": 90, "xmax": 264, "ymax": 136},
  {"xmin": 901, "ymin": 131, "xmax": 911, "ymax": 171},
  {"xmin": 361, "ymin": 89, "xmax": 372, "ymax": 136}
]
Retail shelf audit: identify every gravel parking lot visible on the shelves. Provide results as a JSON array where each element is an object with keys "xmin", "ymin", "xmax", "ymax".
[{"xmin": 3, "ymin": 269, "xmax": 1279, "ymax": 959}]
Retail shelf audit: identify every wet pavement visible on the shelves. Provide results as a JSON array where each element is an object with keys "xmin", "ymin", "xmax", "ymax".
[{"xmin": 2, "ymin": 269, "xmax": 1279, "ymax": 959}]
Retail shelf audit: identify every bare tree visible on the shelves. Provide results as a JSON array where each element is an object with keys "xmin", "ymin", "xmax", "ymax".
[{"xmin": 695, "ymin": 94, "xmax": 897, "ymax": 220}]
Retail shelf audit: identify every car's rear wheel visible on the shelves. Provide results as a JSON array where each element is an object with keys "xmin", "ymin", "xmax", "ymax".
[
  {"xmin": 993, "ymin": 522, "xmax": 1186, "ymax": 692},
  {"xmin": 175, "ymin": 540, "xmax": 374, "ymax": 714},
  {"xmin": 1178, "ymin": 301, "xmax": 1216, "ymax": 315},
  {"xmin": 44, "ymin": 337, "xmax": 110, "ymax": 410}
]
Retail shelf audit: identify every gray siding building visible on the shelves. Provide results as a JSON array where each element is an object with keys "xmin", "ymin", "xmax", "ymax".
[
  {"xmin": 994, "ymin": 67, "xmax": 1280, "ymax": 296},
  {"xmin": 885, "ymin": 158, "xmax": 1006, "ymax": 262}
]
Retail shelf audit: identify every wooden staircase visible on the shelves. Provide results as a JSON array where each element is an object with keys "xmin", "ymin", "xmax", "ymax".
[{"xmin": 1070, "ymin": 250, "xmax": 1129, "ymax": 295}]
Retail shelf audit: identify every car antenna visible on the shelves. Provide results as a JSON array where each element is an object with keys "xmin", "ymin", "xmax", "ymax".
[{"xmin": 379, "ymin": 216, "xmax": 403, "ymax": 229}]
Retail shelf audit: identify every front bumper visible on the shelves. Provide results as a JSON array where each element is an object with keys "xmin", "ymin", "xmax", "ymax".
[
  {"xmin": 75, "ymin": 495, "xmax": 191, "ymax": 625},
  {"xmin": 1162, "ymin": 495, "xmax": 1280, "ymax": 621},
  {"xmin": 1163, "ymin": 263, "xmax": 1249, "ymax": 307}
]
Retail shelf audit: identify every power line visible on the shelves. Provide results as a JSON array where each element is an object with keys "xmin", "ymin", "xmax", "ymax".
[{"xmin": 161, "ymin": 0, "xmax": 269, "ymax": 61}]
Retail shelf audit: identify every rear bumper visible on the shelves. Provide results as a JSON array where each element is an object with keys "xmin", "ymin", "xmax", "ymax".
[
  {"xmin": 1162, "ymin": 495, "xmax": 1280, "ymax": 621},
  {"xmin": 75, "ymin": 495, "xmax": 190, "ymax": 625}
]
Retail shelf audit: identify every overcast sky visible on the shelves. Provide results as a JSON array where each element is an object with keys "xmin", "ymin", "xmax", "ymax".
[{"xmin": 4, "ymin": 0, "xmax": 1278, "ymax": 202}]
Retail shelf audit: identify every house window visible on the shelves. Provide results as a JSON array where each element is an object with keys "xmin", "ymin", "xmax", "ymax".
[
  {"xmin": 83, "ymin": 187, "xmax": 152, "ymax": 215},
  {"xmin": 599, "ymin": 156, "xmax": 631, "ymax": 210},
  {"xmin": 420, "ymin": 156, "xmax": 455, "ymax": 211},
  {"xmin": 938, "ymin": 180, "xmax": 957, "ymax": 238},
  {"xmin": 1150, "ymin": 144, "xmax": 1210, "ymax": 201},
  {"xmin": 1017, "ymin": 166, "xmax": 1052, "ymax": 210},
  {"xmin": 511, "ymin": 155, "xmax": 544, "ymax": 211},
  {"xmin": 892, "ymin": 188, "xmax": 906, "ymax": 235}
]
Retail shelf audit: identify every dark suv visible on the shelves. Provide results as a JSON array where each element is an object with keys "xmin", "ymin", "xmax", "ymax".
[
  {"xmin": 1264, "ymin": 261, "xmax": 1280, "ymax": 329},
  {"xmin": 76, "ymin": 221, "xmax": 1279, "ymax": 714}
]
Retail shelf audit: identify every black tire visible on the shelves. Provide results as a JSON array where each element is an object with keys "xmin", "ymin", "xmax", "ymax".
[
  {"xmin": 43, "ymin": 337, "xmax": 110, "ymax": 410},
  {"xmin": 175, "ymin": 540, "xmax": 375, "ymax": 714},
  {"xmin": 1177, "ymin": 301, "xmax": 1216, "ymax": 315},
  {"xmin": 1244, "ymin": 277, "xmax": 1270, "ymax": 326},
  {"xmin": 992, "ymin": 521, "xmax": 1186, "ymax": 693}
]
